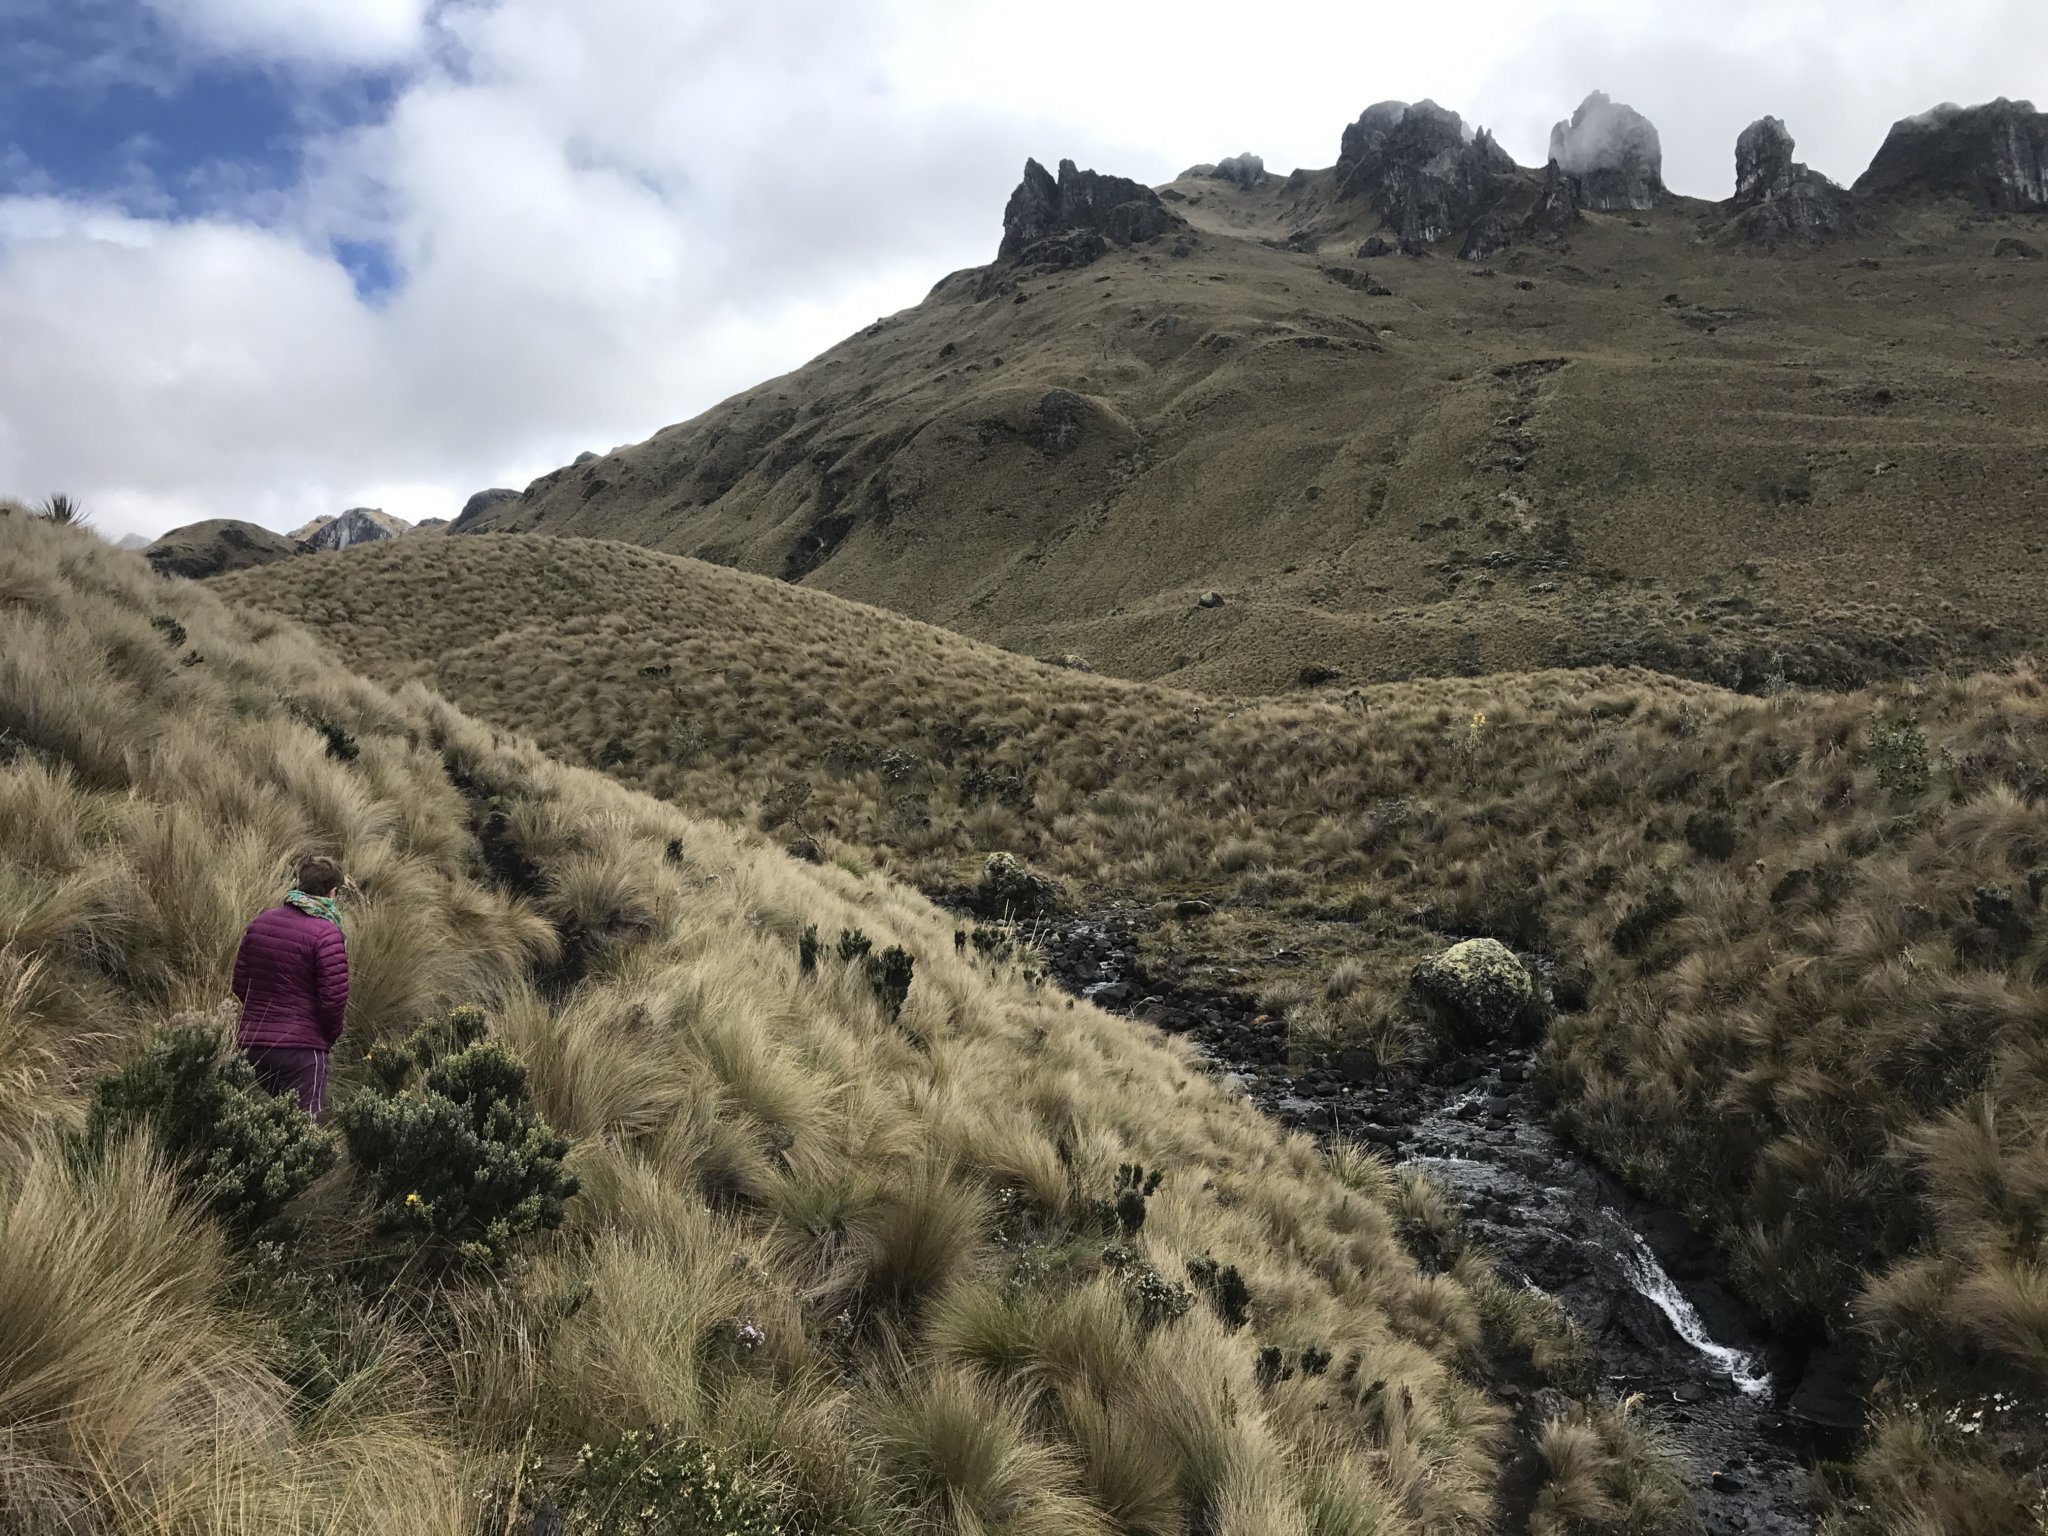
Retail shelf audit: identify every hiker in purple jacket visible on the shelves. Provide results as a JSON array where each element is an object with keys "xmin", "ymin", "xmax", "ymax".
[{"xmin": 233, "ymin": 856, "xmax": 350, "ymax": 1119}]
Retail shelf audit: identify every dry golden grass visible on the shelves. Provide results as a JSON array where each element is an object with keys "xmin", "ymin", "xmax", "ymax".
[
  {"xmin": 2, "ymin": 516, "xmax": 1645, "ymax": 1532},
  {"xmin": 225, "ymin": 531, "xmax": 2048, "ymax": 1533}
]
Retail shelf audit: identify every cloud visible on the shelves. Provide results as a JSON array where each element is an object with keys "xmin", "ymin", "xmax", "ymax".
[
  {"xmin": 141, "ymin": 0, "xmax": 433, "ymax": 69},
  {"xmin": 1, "ymin": 0, "xmax": 2043, "ymax": 540}
]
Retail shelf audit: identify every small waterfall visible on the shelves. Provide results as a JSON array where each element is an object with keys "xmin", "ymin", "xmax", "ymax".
[{"xmin": 1609, "ymin": 1218, "xmax": 1774, "ymax": 1397}]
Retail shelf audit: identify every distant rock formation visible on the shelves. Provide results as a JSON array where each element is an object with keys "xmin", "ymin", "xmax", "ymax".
[
  {"xmin": 1335, "ymin": 100, "xmax": 1521, "ymax": 252},
  {"xmin": 146, "ymin": 519, "xmax": 307, "ymax": 580},
  {"xmin": 1735, "ymin": 116, "xmax": 1797, "ymax": 203},
  {"xmin": 998, "ymin": 158, "xmax": 1184, "ymax": 268},
  {"xmin": 1854, "ymin": 98, "xmax": 2048, "ymax": 209},
  {"xmin": 302, "ymin": 507, "xmax": 409, "ymax": 553},
  {"xmin": 1525, "ymin": 160, "xmax": 1583, "ymax": 237},
  {"xmin": 451, "ymin": 488, "xmax": 521, "ymax": 533},
  {"xmin": 1548, "ymin": 91, "xmax": 1665, "ymax": 211},
  {"xmin": 1179, "ymin": 153, "xmax": 1267, "ymax": 188},
  {"xmin": 1724, "ymin": 117, "xmax": 1858, "ymax": 247}
]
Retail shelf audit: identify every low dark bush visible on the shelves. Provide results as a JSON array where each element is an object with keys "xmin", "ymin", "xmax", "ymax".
[
  {"xmin": 339, "ymin": 1020, "xmax": 577, "ymax": 1268},
  {"xmin": 84, "ymin": 1018, "xmax": 334, "ymax": 1238}
]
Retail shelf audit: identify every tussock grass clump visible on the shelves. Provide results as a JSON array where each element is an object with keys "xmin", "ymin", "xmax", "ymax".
[
  {"xmin": 224, "ymin": 532, "xmax": 2048, "ymax": 1529},
  {"xmin": 6, "ymin": 517, "xmax": 1580, "ymax": 1534}
]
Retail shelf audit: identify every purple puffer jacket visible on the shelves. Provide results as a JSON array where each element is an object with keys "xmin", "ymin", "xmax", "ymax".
[{"xmin": 232, "ymin": 905, "xmax": 350, "ymax": 1050}]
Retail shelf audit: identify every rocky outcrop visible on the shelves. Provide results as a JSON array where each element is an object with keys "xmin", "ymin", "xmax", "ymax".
[
  {"xmin": 450, "ymin": 487, "xmax": 521, "ymax": 532},
  {"xmin": 998, "ymin": 157, "xmax": 1184, "ymax": 268},
  {"xmin": 1183, "ymin": 153, "xmax": 1267, "ymax": 188},
  {"xmin": 302, "ymin": 507, "xmax": 408, "ymax": 553},
  {"xmin": 1854, "ymin": 98, "xmax": 2048, "ymax": 210},
  {"xmin": 970, "ymin": 852, "xmax": 1068, "ymax": 919},
  {"xmin": 145, "ymin": 519, "xmax": 307, "ymax": 580},
  {"xmin": 1548, "ymin": 91, "xmax": 1665, "ymax": 211},
  {"xmin": 1525, "ymin": 160, "xmax": 1583, "ymax": 237},
  {"xmin": 1735, "ymin": 116, "xmax": 1797, "ymax": 203},
  {"xmin": 1459, "ymin": 213, "xmax": 1515, "ymax": 262},
  {"xmin": 1724, "ymin": 117, "xmax": 1859, "ymax": 248},
  {"xmin": 1335, "ymin": 99, "xmax": 1522, "ymax": 252}
]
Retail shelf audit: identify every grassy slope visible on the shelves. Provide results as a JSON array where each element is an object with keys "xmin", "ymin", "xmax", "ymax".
[
  {"xmin": 1, "ymin": 515, "xmax": 1699, "ymax": 1532},
  {"xmin": 462, "ymin": 174, "xmax": 2048, "ymax": 698},
  {"xmin": 227, "ymin": 532, "xmax": 2048, "ymax": 1531}
]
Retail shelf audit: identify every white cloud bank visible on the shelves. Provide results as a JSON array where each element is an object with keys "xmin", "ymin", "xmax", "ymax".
[{"xmin": 2, "ymin": 0, "xmax": 2042, "ymax": 540}]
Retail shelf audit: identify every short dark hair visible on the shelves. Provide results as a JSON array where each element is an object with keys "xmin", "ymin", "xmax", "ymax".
[{"xmin": 295, "ymin": 856, "xmax": 344, "ymax": 897}]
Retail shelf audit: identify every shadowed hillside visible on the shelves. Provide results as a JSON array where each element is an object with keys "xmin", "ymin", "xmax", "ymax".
[
  {"xmin": 229, "ymin": 531, "xmax": 2048, "ymax": 1532},
  {"xmin": 452, "ymin": 100, "xmax": 2048, "ymax": 698},
  {"xmin": 5, "ymin": 515, "xmax": 1687, "ymax": 1534}
]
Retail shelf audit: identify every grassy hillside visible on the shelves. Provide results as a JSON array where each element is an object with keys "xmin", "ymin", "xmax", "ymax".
[
  {"xmin": 0, "ymin": 513, "xmax": 1707, "ymax": 1532},
  {"xmin": 227, "ymin": 532, "xmax": 2048, "ymax": 1532},
  {"xmin": 455, "ymin": 169, "xmax": 2048, "ymax": 697}
]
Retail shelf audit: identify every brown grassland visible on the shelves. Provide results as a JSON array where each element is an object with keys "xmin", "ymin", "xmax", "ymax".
[
  {"xmin": 223, "ymin": 531, "xmax": 2048, "ymax": 1533},
  {"xmin": 0, "ymin": 512, "xmax": 1718, "ymax": 1533},
  {"xmin": 461, "ymin": 175, "xmax": 2048, "ymax": 700}
]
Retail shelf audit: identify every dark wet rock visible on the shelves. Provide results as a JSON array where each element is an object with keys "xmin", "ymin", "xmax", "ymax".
[
  {"xmin": 450, "ymin": 487, "xmax": 521, "ymax": 532},
  {"xmin": 1855, "ymin": 98, "xmax": 2048, "ymax": 210},
  {"xmin": 999, "ymin": 157, "xmax": 1185, "ymax": 268},
  {"xmin": 1356, "ymin": 235, "xmax": 1395, "ymax": 258},
  {"xmin": 1724, "ymin": 117, "xmax": 1860, "ymax": 248},
  {"xmin": 1335, "ymin": 99, "xmax": 1522, "ymax": 251},
  {"xmin": 1786, "ymin": 1346, "xmax": 1863, "ymax": 1430},
  {"xmin": 1548, "ymin": 91, "xmax": 1666, "ymax": 211}
]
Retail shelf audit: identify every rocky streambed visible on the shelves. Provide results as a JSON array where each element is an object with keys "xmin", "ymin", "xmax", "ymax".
[{"xmin": 1039, "ymin": 914, "xmax": 1821, "ymax": 1536}]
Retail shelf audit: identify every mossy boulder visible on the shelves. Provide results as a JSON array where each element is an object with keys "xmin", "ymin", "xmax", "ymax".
[
  {"xmin": 1411, "ymin": 938, "xmax": 1539, "ymax": 1045},
  {"xmin": 971, "ymin": 852, "xmax": 1068, "ymax": 919}
]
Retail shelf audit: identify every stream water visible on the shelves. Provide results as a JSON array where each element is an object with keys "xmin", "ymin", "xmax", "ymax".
[{"xmin": 1039, "ymin": 916, "xmax": 1817, "ymax": 1536}]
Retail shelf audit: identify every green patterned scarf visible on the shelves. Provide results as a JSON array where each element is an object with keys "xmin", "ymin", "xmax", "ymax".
[{"xmin": 285, "ymin": 889, "xmax": 342, "ymax": 927}]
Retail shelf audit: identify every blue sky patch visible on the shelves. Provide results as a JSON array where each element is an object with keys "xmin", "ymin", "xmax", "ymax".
[{"xmin": 0, "ymin": 1, "xmax": 405, "ymax": 225}]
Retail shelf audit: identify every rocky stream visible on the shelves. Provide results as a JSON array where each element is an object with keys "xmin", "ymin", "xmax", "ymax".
[{"xmin": 1038, "ymin": 914, "xmax": 1836, "ymax": 1536}]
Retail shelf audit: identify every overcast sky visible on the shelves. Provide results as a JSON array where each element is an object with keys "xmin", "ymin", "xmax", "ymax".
[{"xmin": 1, "ymin": 0, "xmax": 2040, "ymax": 540}]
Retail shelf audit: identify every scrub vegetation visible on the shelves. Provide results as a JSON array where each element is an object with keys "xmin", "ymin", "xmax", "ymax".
[
  {"xmin": 225, "ymin": 532, "xmax": 2048, "ymax": 1534},
  {"xmin": 0, "ymin": 516, "xmax": 1680, "ymax": 1533}
]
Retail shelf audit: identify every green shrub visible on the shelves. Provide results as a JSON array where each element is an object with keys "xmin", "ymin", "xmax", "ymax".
[
  {"xmin": 84, "ymin": 1018, "xmax": 335, "ymax": 1237},
  {"xmin": 1101, "ymin": 1244, "xmax": 1194, "ymax": 1330},
  {"xmin": 1682, "ymin": 809, "xmax": 1737, "ymax": 861},
  {"xmin": 338, "ymin": 1030, "xmax": 577, "ymax": 1268},
  {"xmin": 1611, "ymin": 884, "xmax": 1684, "ymax": 958},
  {"xmin": 494, "ymin": 1427, "xmax": 783, "ymax": 1536},
  {"xmin": 1091, "ymin": 1163, "xmax": 1162, "ymax": 1237},
  {"xmin": 815, "ymin": 928, "xmax": 915, "ymax": 1021},
  {"xmin": 1185, "ymin": 1253, "xmax": 1252, "ymax": 1332},
  {"xmin": 1867, "ymin": 714, "xmax": 1932, "ymax": 798}
]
